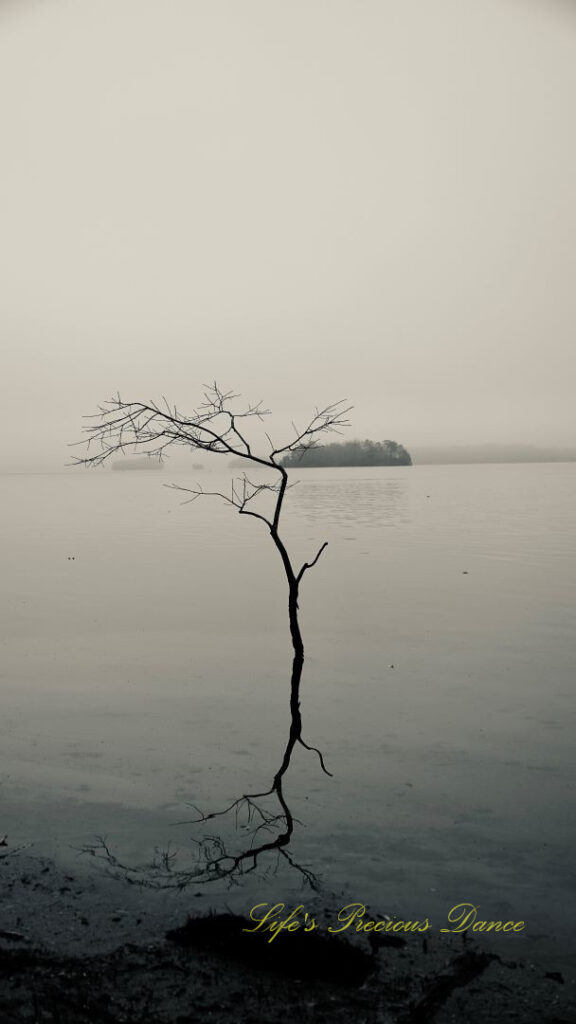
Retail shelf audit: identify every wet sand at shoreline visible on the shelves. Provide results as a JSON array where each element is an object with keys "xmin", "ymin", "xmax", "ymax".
[{"xmin": 1, "ymin": 845, "xmax": 575, "ymax": 1023}]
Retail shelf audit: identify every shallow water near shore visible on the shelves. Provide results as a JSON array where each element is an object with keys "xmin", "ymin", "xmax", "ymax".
[{"xmin": 1, "ymin": 463, "xmax": 575, "ymax": 971}]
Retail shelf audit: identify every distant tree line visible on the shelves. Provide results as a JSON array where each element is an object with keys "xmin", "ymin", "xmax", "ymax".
[
  {"xmin": 282, "ymin": 439, "xmax": 412, "ymax": 468},
  {"xmin": 111, "ymin": 458, "xmax": 164, "ymax": 471}
]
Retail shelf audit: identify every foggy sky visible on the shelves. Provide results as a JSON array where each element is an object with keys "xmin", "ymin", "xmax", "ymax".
[{"xmin": 1, "ymin": 0, "xmax": 575, "ymax": 471}]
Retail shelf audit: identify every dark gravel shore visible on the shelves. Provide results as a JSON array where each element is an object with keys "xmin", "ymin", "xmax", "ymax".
[{"xmin": 1, "ymin": 849, "xmax": 574, "ymax": 1023}]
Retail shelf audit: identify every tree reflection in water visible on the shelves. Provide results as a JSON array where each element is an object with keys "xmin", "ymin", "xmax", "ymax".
[{"xmin": 75, "ymin": 385, "xmax": 350, "ymax": 889}]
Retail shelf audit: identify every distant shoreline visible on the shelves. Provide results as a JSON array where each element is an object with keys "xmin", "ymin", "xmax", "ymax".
[
  {"xmin": 411, "ymin": 446, "xmax": 576, "ymax": 465},
  {"xmin": 2, "ymin": 454, "xmax": 576, "ymax": 474}
]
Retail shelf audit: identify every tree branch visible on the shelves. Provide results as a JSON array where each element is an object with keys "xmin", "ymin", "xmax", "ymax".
[
  {"xmin": 296, "ymin": 541, "xmax": 329, "ymax": 583},
  {"xmin": 72, "ymin": 382, "xmax": 349, "ymax": 891}
]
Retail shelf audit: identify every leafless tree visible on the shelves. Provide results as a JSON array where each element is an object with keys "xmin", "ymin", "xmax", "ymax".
[{"xmin": 73, "ymin": 383, "xmax": 351, "ymax": 885}]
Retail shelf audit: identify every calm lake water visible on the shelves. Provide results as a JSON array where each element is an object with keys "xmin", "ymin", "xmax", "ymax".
[{"xmin": 1, "ymin": 463, "xmax": 575, "ymax": 967}]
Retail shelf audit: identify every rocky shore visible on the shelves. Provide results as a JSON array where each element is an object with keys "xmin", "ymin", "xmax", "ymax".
[{"xmin": 1, "ymin": 847, "xmax": 575, "ymax": 1023}]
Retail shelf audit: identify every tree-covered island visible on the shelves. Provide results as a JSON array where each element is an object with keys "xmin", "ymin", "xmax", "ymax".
[{"xmin": 281, "ymin": 438, "xmax": 412, "ymax": 467}]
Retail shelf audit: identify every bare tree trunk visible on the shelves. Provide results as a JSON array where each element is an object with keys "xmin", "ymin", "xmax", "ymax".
[{"xmin": 72, "ymin": 384, "xmax": 346, "ymax": 885}]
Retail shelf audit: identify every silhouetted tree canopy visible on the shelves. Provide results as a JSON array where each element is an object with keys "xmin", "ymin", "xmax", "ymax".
[{"xmin": 282, "ymin": 438, "xmax": 412, "ymax": 468}]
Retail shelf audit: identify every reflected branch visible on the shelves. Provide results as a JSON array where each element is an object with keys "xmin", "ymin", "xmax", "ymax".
[{"xmin": 73, "ymin": 384, "xmax": 351, "ymax": 889}]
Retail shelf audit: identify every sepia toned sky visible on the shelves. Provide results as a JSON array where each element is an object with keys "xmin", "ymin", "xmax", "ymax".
[{"xmin": 1, "ymin": 0, "xmax": 575, "ymax": 470}]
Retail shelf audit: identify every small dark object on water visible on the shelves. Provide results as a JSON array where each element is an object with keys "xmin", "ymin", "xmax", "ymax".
[
  {"xmin": 0, "ymin": 930, "xmax": 26, "ymax": 942},
  {"xmin": 462, "ymin": 570, "xmax": 468, "ymax": 574},
  {"xmin": 545, "ymin": 971, "xmax": 565, "ymax": 985}
]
